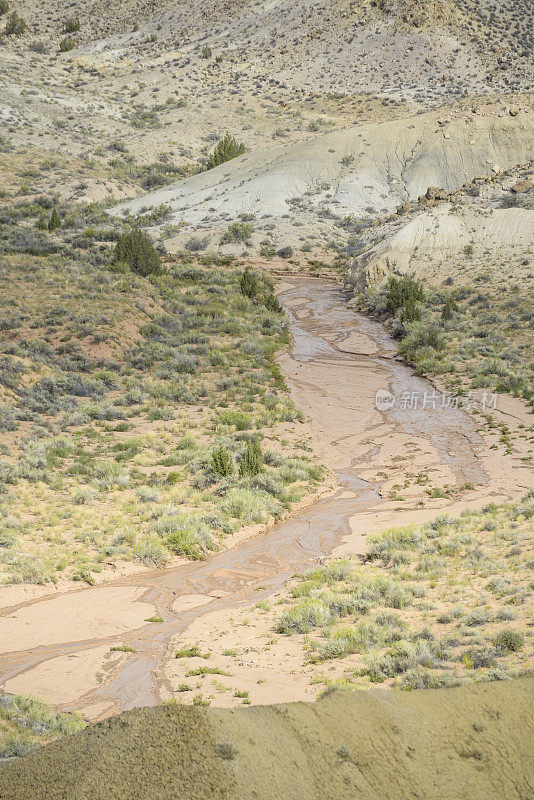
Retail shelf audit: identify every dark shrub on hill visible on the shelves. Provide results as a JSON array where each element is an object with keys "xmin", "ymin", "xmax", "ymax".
[
  {"xmin": 112, "ymin": 229, "xmax": 162, "ymax": 276},
  {"xmin": 385, "ymin": 276, "xmax": 425, "ymax": 315},
  {"xmin": 206, "ymin": 133, "xmax": 245, "ymax": 170}
]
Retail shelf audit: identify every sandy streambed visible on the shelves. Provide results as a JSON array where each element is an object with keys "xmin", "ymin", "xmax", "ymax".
[{"xmin": 0, "ymin": 278, "xmax": 531, "ymax": 718}]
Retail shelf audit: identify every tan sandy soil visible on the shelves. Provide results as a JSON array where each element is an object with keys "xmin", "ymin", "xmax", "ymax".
[
  {"xmin": 0, "ymin": 587, "xmax": 154, "ymax": 653},
  {"xmin": 3, "ymin": 646, "xmax": 127, "ymax": 706}
]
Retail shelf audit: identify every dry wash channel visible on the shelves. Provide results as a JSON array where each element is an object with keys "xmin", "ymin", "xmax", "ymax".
[{"xmin": 0, "ymin": 278, "xmax": 515, "ymax": 720}]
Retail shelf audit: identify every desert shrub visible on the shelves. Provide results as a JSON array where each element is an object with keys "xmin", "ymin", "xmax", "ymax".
[
  {"xmin": 4, "ymin": 11, "xmax": 26, "ymax": 35},
  {"xmin": 493, "ymin": 628, "xmax": 525, "ymax": 652},
  {"xmin": 206, "ymin": 133, "xmax": 245, "ymax": 170},
  {"xmin": 276, "ymin": 598, "xmax": 331, "ymax": 633},
  {"xmin": 0, "ymin": 731, "xmax": 36, "ymax": 758},
  {"xmin": 211, "ymin": 446, "xmax": 233, "ymax": 477},
  {"xmin": 400, "ymin": 669, "xmax": 461, "ymax": 690},
  {"xmin": 132, "ymin": 539, "xmax": 170, "ymax": 565},
  {"xmin": 239, "ymin": 439, "xmax": 263, "ymax": 477},
  {"xmin": 461, "ymin": 646, "xmax": 496, "ymax": 669},
  {"xmin": 463, "ymin": 609, "xmax": 490, "ymax": 627},
  {"xmin": 201, "ymin": 45, "xmax": 212, "ymax": 58},
  {"xmin": 0, "ymin": 1, "xmax": 9, "ymax": 16},
  {"xmin": 218, "ymin": 409, "xmax": 252, "ymax": 430},
  {"xmin": 156, "ymin": 514, "xmax": 211, "ymax": 558},
  {"xmin": 251, "ymin": 473, "xmax": 284, "ymax": 497},
  {"xmin": 7, "ymin": 554, "xmax": 55, "ymax": 585},
  {"xmin": 137, "ymin": 487, "xmax": 160, "ymax": 503},
  {"xmin": 309, "ymin": 560, "xmax": 354, "ymax": 584},
  {"xmin": 221, "ymin": 221, "xmax": 253, "ymax": 245},
  {"xmin": 222, "ymin": 487, "xmax": 280, "ymax": 523},
  {"xmin": 64, "ymin": 16, "xmax": 80, "ymax": 32},
  {"xmin": 0, "ymin": 405, "xmax": 17, "ymax": 432},
  {"xmin": 185, "ymin": 236, "xmax": 209, "ymax": 252},
  {"xmin": 277, "ymin": 246, "xmax": 293, "ymax": 259},
  {"xmin": 0, "ymin": 693, "xmax": 85, "ymax": 741},
  {"xmin": 166, "ymin": 529, "xmax": 203, "ymax": 558},
  {"xmin": 495, "ymin": 606, "xmax": 518, "ymax": 622},
  {"xmin": 112, "ymin": 229, "xmax": 161, "ymax": 276},
  {"xmin": 59, "ymin": 37, "xmax": 75, "ymax": 52},
  {"xmin": 398, "ymin": 322, "xmax": 445, "ymax": 362},
  {"xmin": 367, "ymin": 525, "xmax": 421, "ymax": 562},
  {"xmin": 385, "ymin": 276, "xmax": 424, "ymax": 315}
]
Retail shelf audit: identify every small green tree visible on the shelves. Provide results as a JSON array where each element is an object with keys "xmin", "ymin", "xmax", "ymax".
[
  {"xmin": 4, "ymin": 10, "xmax": 26, "ymax": 35},
  {"xmin": 493, "ymin": 629, "xmax": 524, "ymax": 652},
  {"xmin": 265, "ymin": 294, "xmax": 283, "ymax": 313},
  {"xmin": 239, "ymin": 440, "xmax": 263, "ymax": 477},
  {"xmin": 385, "ymin": 276, "xmax": 425, "ymax": 315},
  {"xmin": 48, "ymin": 208, "xmax": 61, "ymax": 232},
  {"xmin": 240, "ymin": 266, "xmax": 259, "ymax": 298},
  {"xmin": 400, "ymin": 297, "xmax": 421, "ymax": 322},
  {"xmin": 36, "ymin": 213, "xmax": 47, "ymax": 230},
  {"xmin": 0, "ymin": 1, "xmax": 9, "ymax": 17},
  {"xmin": 206, "ymin": 133, "xmax": 245, "ymax": 170},
  {"xmin": 112, "ymin": 229, "xmax": 162, "ymax": 276},
  {"xmin": 441, "ymin": 295, "xmax": 458, "ymax": 321},
  {"xmin": 211, "ymin": 446, "xmax": 233, "ymax": 477}
]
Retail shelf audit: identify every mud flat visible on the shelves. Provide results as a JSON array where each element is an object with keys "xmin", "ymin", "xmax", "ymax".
[{"xmin": 0, "ymin": 278, "xmax": 531, "ymax": 718}]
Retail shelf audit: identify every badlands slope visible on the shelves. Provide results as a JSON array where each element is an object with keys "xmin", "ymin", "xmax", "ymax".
[
  {"xmin": 347, "ymin": 204, "xmax": 534, "ymax": 290},
  {"xmin": 113, "ymin": 104, "xmax": 534, "ymax": 250},
  {"xmin": 1, "ymin": 676, "xmax": 533, "ymax": 800}
]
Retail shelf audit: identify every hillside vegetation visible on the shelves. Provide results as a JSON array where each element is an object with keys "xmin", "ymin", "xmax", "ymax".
[
  {"xmin": 166, "ymin": 497, "xmax": 533, "ymax": 706},
  {"xmin": 0, "ymin": 693, "xmax": 85, "ymax": 759},
  {"xmin": 0, "ymin": 201, "xmax": 323, "ymax": 587},
  {"xmin": 276, "ymin": 497, "xmax": 533, "ymax": 690}
]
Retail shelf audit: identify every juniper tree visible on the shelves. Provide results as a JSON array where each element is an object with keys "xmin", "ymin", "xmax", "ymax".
[
  {"xmin": 112, "ymin": 229, "xmax": 162, "ymax": 276},
  {"xmin": 265, "ymin": 293, "xmax": 283, "ymax": 313},
  {"xmin": 48, "ymin": 208, "xmax": 61, "ymax": 232},
  {"xmin": 240, "ymin": 267, "xmax": 259, "ymax": 298},
  {"xmin": 441, "ymin": 295, "xmax": 458, "ymax": 321},
  {"xmin": 385, "ymin": 276, "xmax": 425, "ymax": 315},
  {"xmin": 206, "ymin": 133, "xmax": 245, "ymax": 170},
  {"xmin": 211, "ymin": 446, "xmax": 233, "ymax": 477},
  {"xmin": 239, "ymin": 440, "xmax": 263, "ymax": 477},
  {"xmin": 4, "ymin": 11, "xmax": 26, "ymax": 34}
]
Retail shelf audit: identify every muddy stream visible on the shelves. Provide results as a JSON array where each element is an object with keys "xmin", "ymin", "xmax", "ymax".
[{"xmin": 0, "ymin": 278, "xmax": 486, "ymax": 717}]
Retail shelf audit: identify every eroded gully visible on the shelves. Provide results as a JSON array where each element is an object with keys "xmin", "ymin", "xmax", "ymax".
[{"xmin": 0, "ymin": 278, "xmax": 486, "ymax": 717}]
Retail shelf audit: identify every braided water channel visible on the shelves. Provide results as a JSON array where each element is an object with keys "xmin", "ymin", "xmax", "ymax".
[{"xmin": 0, "ymin": 277, "xmax": 486, "ymax": 718}]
